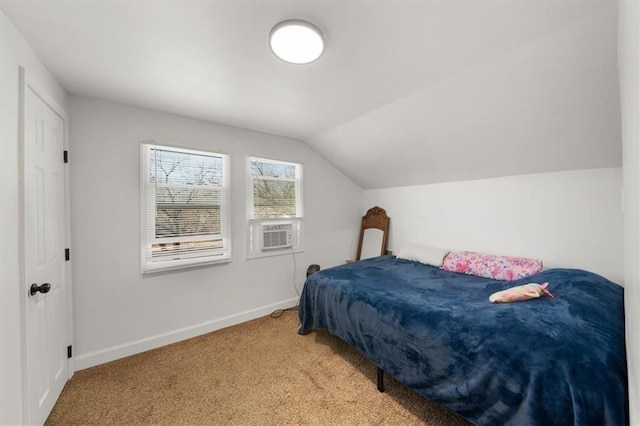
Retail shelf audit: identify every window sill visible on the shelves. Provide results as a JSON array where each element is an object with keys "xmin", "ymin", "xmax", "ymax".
[
  {"xmin": 141, "ymin": 256, "xmax": 231, "ymax": 275},
  {"xmin": 246, "ymin": 247, "xmax": 303, "ymax": 261}
]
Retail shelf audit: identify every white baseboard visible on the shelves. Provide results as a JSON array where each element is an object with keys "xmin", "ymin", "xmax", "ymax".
[{"xmin": 74, "ymin": 297, "xmax": 299, "ymax": 371}]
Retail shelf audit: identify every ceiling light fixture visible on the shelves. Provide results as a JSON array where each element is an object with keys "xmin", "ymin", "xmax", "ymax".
[{"xmin": 269, "ymin": 19, "xmax": 324, "ymax": 65}]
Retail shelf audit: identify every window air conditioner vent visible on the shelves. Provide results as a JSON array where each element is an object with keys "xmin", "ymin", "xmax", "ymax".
[{"xmin": 262, "ymin": 224, "xmax": 293, "ymax": 250}]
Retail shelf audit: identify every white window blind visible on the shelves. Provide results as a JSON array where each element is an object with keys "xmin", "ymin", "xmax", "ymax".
[{"xmin": 141, "ymin": 142, "xmax": 230, "ymax": 273}]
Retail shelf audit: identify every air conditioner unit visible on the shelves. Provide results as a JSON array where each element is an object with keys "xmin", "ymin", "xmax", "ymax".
[{"xmin": 262, "ymin": 223, "xmax": 293, "ymax": 250}]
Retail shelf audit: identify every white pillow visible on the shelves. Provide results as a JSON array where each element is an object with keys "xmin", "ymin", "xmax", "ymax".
[{"xmin": 396, "ymin": 243, "xmax": 450, "ymax": 267}]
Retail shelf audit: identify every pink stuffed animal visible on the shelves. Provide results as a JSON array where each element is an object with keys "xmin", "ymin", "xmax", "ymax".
[{"xmin": 489, "ymin": 282, "xmax": 553, "ymax": 303}]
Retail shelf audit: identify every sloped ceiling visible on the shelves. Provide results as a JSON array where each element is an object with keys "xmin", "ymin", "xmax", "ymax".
[{"xmin": 1, "ymin": 0, "xmax": 621, "ymax": 189}]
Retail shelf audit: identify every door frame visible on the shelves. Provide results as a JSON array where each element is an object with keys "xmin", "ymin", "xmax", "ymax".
[{"xmin": 18, "ymin": 67, "xmax": 74, "ymax": 424}]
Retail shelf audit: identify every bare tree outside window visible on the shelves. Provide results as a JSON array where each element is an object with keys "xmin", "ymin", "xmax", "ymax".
[{"xmin": 250, "ymin": 158, "xmax": 298, "ymax": 219}]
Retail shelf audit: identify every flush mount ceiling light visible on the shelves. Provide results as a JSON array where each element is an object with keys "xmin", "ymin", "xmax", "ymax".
[{"xmin": 269, "ymin": 19, "xmax": 324, "ymax": 64}]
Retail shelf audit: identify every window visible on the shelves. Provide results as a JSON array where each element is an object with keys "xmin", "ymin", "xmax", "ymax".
[
  {"xmin": 247, "ymin": 157, "xmax": 303, "ymax": 258},
  {"xmin": 140, "ymin": 142, "xmax": 230, "ymax": 273}
]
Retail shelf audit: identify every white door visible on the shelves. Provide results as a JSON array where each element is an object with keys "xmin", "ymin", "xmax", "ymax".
[{"xmin": 24, "ymin": 86, "xmax": 68, "ymax": 425}]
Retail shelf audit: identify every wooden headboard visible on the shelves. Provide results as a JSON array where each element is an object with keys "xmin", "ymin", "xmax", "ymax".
[{"xmin": 356, "ymin": 206, "xmax": 390, "ymax": 260}]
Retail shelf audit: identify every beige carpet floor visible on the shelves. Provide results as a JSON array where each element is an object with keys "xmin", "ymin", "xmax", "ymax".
[{"xmin": 46, "ymin": 310, "xmax": 470, "ymax": 425}]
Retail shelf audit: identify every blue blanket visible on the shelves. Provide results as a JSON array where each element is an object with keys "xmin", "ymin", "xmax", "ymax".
[{"xmin": 298, "ymin": 256, "xmax": 627, "ymax": 425}]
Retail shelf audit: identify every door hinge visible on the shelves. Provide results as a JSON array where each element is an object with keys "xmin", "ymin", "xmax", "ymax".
[
  {"xmin": 67, "ymin": 345, "xmax": 72, "ymax": 359},
  {"xmin": 63, "ymin": 150, "xmax": 68, "ymax": 163},
  {"xmin": 65, "ymin": 248, "xmax": 70, "ymax": 261}
]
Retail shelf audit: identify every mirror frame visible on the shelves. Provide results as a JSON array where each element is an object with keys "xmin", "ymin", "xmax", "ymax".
[{"xmin": 356, "ymin": 206, "xmax": 390, "ymax": 261}]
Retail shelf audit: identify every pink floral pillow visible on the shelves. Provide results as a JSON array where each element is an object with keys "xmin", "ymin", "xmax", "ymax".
[{"xmin": 441, "ymin": 251, "xmax": 543, "ymax": 281}]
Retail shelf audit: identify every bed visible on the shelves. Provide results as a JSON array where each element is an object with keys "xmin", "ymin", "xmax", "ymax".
[{"xmin": 298, "ymin": 255, "xmax": 627, "ymax": 425}]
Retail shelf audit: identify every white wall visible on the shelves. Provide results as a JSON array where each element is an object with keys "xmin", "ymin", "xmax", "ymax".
[
  {"xmin": 69, "ymin": 96, "xmax": 362, "ymax": 369},
  {"xmin": 619, "ymin": 1, "xmax": 640, "ymax": 424},
  {"xmin": 310, "ymin": 4, "xmax": 621, "ymax": 190},
  {"xmin": 0, "ymin": 10, "xmax": 68, "ymax": 425},
  {"xmin": 0, "ymin": 13, "xmax": 23, "ymax": 425},
  {"xmin": 364, "ymin": 168, "xmax": 623, "ymax": 284}
]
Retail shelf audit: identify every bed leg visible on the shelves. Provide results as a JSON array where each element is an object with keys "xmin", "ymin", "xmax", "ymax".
[{"xmin": 377, "ymin": 367, "xmax": 384, "ymax": 392}]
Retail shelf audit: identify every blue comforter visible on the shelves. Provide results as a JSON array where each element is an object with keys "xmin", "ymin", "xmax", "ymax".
[{"xmin": 298, "ymin": 256, "xmax": 627, "ymax": 425}]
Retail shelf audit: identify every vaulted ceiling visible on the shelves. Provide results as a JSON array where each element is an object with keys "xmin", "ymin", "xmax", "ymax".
[{"xmin": 1, "ymin": 0, "xmax": 621, "ymax": 189}]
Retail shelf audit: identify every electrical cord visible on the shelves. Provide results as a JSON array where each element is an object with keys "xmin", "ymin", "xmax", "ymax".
[
  {"xmin": 270, "ymin": 306, "xmax": 298, "ymax": 318},
  {"xmin": 291, "ymin": 246, "xmax": 300, "ymax": 298},
  {"xmin": 270, "ymin": 247, "xmax": 300, "ymax": 319}
]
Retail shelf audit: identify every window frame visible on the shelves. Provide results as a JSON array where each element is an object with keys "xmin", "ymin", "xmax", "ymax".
[
  {"xmin": 246, "ymin": 156, "xmax": 303, "ymax": 259},
  {"xmin": 140, "ymin": 141, "xmax": 231, "ymax": 273}
]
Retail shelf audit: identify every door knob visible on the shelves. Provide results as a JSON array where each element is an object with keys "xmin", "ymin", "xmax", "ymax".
[{"xmin": 30, "ymin": 283, "xmax": 51, "ymax": 296}]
